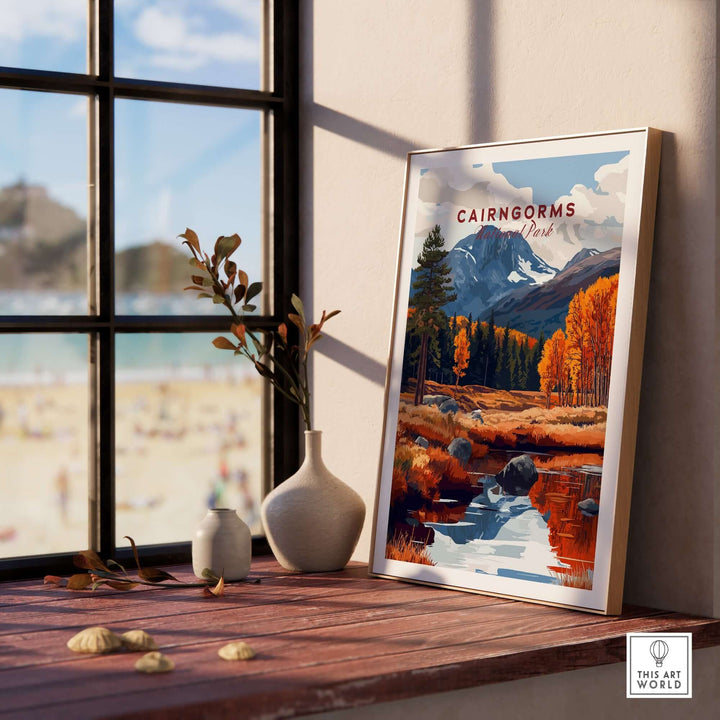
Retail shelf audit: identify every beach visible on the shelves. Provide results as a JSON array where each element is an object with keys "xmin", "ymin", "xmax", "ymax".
[{"xmin": 0, "ymin": 372, "xmax": 264, "ymax": 561}]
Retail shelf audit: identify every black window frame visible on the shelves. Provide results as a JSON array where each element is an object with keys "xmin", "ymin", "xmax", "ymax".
[{"xmin": 0, "ymin": 0, "xmax": 299, "ymax": 579}]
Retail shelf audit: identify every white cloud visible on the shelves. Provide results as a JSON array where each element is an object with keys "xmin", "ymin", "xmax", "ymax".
[
  {"xmin": 553, "ymin": 156, "xmax": 629, "ymax": 253},
  {"xmin": 412, "ymin": 156, "xmax": 630, "ymax": 269},
  {"xmin": 133, "ymin": 4, "xmax": 259, "ymax": 70},
  {"xmin": 0, "ymin": 0, "xmax": 86, "ymax": 43},
  {"xmin": 414, "ymin": 164, "xmax": 533, "ymax": 251}
]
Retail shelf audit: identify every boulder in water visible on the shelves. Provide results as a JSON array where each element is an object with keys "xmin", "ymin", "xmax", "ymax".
[
  {"xmin": 469, "ymin": 409, "xmax": 484, "ymax": 423},
  {"xmin": 415, "ymin": 435, "xmax": 429, "ymax": 449},
  {"xmin": 495, "ymin": 454, "xmax": 538, "ymax": 496},
  {"xmin": 578, "ymin": 498, "xmax": 600, "ymax": 517}
]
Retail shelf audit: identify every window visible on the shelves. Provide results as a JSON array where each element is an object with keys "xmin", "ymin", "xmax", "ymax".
[{"xmin": 0, "ymin": 1, "xmax": 299, "ymax": 578}]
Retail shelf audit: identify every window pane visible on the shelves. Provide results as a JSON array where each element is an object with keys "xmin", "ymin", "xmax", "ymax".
[
  {"xmin": 0, "ymin": 1, "xmax": 87, "ymax": 74},
  {"xmin": 0, "ymin": 334, "xmax": 89, "ymax": 559},
  {"xmin": 114, "ymin": 0, "xmax": 263, "ymax": 90},
  {"xmin": 0, "ymin": 90, "xmax": 88, "ymax": 315},
  {"xmin": 114, "ymin": 100, "xmax": 262, "ymax": 316},
  {"xmin": 115, "ymin": 333, "xmax": 263, "ymax": 547}
]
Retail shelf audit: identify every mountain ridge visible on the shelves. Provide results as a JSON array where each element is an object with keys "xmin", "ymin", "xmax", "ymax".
[
  {"xmin": 486, "ymin": 246, "xmax": 621, "ymax": 338},
  {"xmin": 443, "ymin": 225, "xmax": 557, "ymax": 318}
]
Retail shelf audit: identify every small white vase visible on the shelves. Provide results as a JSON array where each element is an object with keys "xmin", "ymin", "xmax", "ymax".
[
  {"xmin": 261, "ymin": 430, "xmax": 365, "ymax": 572},
  {"xmin": 192, "ymin": 508, "xmax": 251, "ymax": 580}
]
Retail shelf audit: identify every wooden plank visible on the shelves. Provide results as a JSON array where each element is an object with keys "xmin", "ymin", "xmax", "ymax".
[
  {"xmin": 0, "ymin": 565, "xmax": 506, "ymax": 635},
  {"xmin": 0, "ymin": 561, "xmax": 717, "ymax": 720},
  {"xmin": 0, "ymin": 586, "xmax": 510, "ymax": 672},
  {"xmin": 2, "ymin": 612, "xmax": 716, "ymax": 720},
  {"xmin": 0, "ymin": 601, "xmax": 661, "ymax": 708}
]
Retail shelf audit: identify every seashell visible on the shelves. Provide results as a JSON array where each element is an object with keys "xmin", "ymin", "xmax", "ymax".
[
  {"xmin": 218, "ymin": 641, "xmax": 256, "ymax": 661},
  {"xmin": 67, "ymin": 626, "xmax": 122, "ymax": 654},
  {"xmin": 120, "ymin": 630, "xmax": 158, "ymax": 652},
  {"xmin": 135, "ymin": 651, "xmax": 174, "ymax": 673}
]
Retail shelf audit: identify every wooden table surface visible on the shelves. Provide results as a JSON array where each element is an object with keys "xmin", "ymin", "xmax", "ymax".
[{"xmin": 1, "ymin": 557, "xmax": 719, "ymax": 719}]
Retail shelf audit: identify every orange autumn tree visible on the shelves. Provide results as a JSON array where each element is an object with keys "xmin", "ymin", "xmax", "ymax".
[
  {"xmin": 538, "ymin": 328, "xmax": 569, "ymax": 408},
  {"xmin": 565, "ymin": 288, "xmax": 592, "ymax": 406},
  {"xmin": 453, "ymin": 327, "xmax": 470, "ymax": 386},
  {"xmin": 538, "ymin": 273, "xmax": 620, "ymax": 408},
  {"xmin": 584, "ymin": 275, "xmax": 618, "ymax": 406}
]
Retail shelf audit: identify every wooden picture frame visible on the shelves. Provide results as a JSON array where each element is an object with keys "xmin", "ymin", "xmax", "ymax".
[{"xmin": 370, "ymin": 128, "xmax": 662, "ymax": 614}]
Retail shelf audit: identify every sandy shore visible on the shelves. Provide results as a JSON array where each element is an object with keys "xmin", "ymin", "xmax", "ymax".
[{"xmin": 0, "ymin": 374, "xmax": 263, "ymax": 560}]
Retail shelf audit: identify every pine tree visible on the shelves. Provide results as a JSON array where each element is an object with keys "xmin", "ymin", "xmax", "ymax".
[
  {"xmin": 407, "ymin": 225, "xmax": 456, "ymax": 404},
  {"xmin": 527, "ymin": 331, "xmax": 544, "ymax": 391},
  {"xmin": 496, "ymin": 325, "xmax": 511, "ymax": 389},
  {"xmin": 485, "ymin": 311, "xmax": 497, "ymax": 387}
]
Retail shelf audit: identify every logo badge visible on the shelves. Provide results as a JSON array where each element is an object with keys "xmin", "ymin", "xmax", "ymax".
[{"xmin": 627, "ymin": 633, "xmax": 692, "ymax": 698}]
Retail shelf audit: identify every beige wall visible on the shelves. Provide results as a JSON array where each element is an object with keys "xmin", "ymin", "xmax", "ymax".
[{"xmin": 301, "ymin": 0, "xmax": 717, "ymax": 612}]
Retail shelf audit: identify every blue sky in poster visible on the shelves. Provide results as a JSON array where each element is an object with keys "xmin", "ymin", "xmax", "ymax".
[
  {"xmin": 483, "ymin": 151, "xmax": 630, "ymax": 207},
  {"xmin": 0, "ymin": 1, "xmax": 262, "ymax": 259}
]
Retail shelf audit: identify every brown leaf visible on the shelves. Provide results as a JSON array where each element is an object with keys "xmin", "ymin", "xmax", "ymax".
[
  {"xmin": 213, "ymin": 234, "xmax": 241, "ymax": 262},
  {"xmin": 237, "ymin": 269, "xmax": 249, "ymax": 291},
  {"xmin": 277, "ymin": 323, "xmax": 287, "ymax": 343},
  {"xmin": 106, "ymin": 581, "xmax": 138, "ymax": 591},
  {"xmin": 234, "ymin": 284, "xmax": 246, "ymax": 305},
  {"xmin": 203, "ymin": 576, "xmax": 225, "ymax": 597},
  {"xmin": 139, "ymin": 567, "xmax": 179, "ymax": 583},
  {"xmin": 124, "ymin": 535, "xmax": 142, "ymax": 573},
  {"xmin": 67, "ymin": 573, "xmax": 93, "ymax": 591},
  {"xmin": 43, "ymin": 575, "xmax": 65, "ymax": 587},
  {"xmin": 245, "ymin": 281, "xmax": 262, "ymax": 304},
  {"xmin": 212, "ymin": 336, "xmax": 237, "ymax": 351},
  {"xmin": 179, "ymin": 228, "xmax": 201, "ymax": 254},
  {"xmin": 230, "ymin": 324, "xmax": 247, "ymax": 346},
  {"xmin": 73, "ymin": 550, "xmax": 110, "ymax": 572},
  {"xmin": 306, "ymin": 333, "xmax": 323, "ymax": 351},
  {"xmin": 224, "ymin": 259, "xmax": 237, "ymax": 281},
  {"xmin": 287, "ymin": 313, "xmax": 304, "ymax": 331},
  {"xmin": 253, "ymin": 360, "xmax": 274, "ymax": 380}
]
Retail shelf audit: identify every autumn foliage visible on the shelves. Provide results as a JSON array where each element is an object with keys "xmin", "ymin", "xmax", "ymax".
[
  {"xmin": 538, "ymin": 274, "xmax": 619, "ymax": 408},
  {"xmin": 453, "ymin": 328, "xmax": 470, "ymax": 386}
]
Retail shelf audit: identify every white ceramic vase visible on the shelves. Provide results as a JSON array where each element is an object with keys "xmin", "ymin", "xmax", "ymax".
[
  {"xmin": 192, "ymin": 508, "xmax": 251, "ymax": 580},
  {"xmin": 261, "ymin": 430, "xmax": 365, "ymax": 572}
]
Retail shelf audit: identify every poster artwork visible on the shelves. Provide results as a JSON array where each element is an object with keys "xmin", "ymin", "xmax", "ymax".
[{"xmin": 387, "ymin": 150, "xmax": 632, "ymax": 590}]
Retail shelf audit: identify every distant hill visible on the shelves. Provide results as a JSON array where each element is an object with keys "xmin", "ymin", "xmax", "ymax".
[
  {"xmin": 0, "ymin": 181, "xmax": 189, "ymax": 292},
  {"xmin": 487, "ymin": 247, "xmax": 621, "ymax": 338},
  {"xmin": 115, "ymin": 241, "xmax": 193, "ymax": 293}
]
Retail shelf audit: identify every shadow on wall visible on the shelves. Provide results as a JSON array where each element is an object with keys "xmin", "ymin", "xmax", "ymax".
[
  {"xmin": 315, "ymin": 334, "xmax": 387, "ymax": 387},
  {"xmin": 300, "ymin": 0, "xmax": 495, "ymax": 386},
  {"xmin": 300, "ymin": 0, "xmax": 495, "ymax": 293}
]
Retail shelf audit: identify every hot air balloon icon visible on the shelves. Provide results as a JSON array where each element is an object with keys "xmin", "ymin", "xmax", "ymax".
[{"xmin": 649, "ymin": 639, "xmax": 669, "ymax": 667}]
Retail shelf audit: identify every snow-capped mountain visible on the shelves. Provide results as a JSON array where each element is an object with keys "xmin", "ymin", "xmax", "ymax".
[
  {"xmin": 488, "ymin": 247, "xmax": 621, "ymax": 338},
  {"xmin": 443, "ymin": 225, "xmax": 558, "ymax": 317},
  {"xmin": 562, "ymin": 247, "xmax": 600, "ymax": 271}
]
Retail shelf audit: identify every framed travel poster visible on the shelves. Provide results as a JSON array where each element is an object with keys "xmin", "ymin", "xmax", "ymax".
[{"xmin": 370, "ymin": 129, "xmax": 661, "ymax": 614}]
